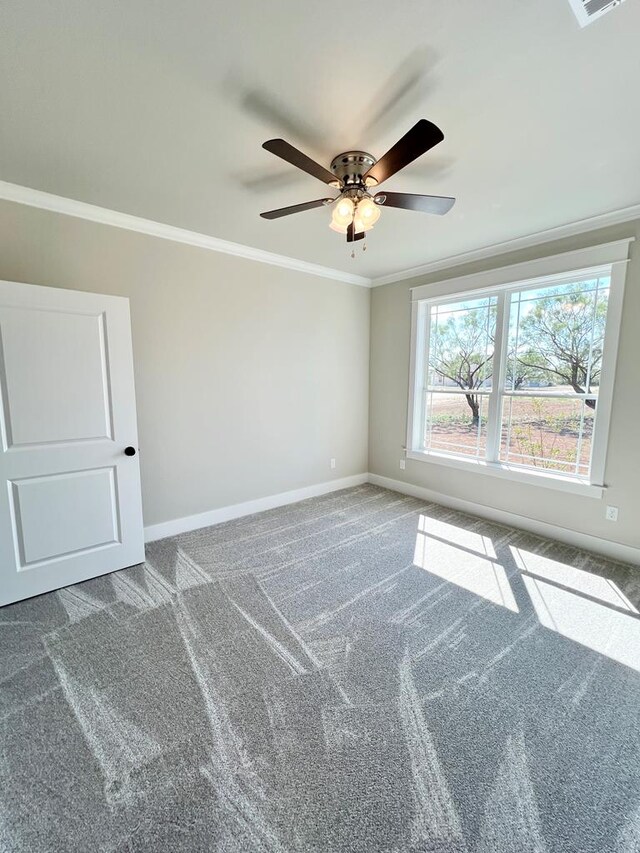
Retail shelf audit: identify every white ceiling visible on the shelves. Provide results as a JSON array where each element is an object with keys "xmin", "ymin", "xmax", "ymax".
[{"xmin": 1, "ymin": 0, "xmax": 639, "ymax": 280}]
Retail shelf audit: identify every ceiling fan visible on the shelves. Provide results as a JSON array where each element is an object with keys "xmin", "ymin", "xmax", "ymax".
[{"xmin": 260, "ymin": 119, "xmax": 455, "ymax": 243}]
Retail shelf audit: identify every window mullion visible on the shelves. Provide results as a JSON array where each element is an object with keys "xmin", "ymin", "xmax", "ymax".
[
  {"xmin": 407, "ymin": 301, "xmax": 429, "ymax": 452},
  {"xmin": 486, "ymin": 293, "xmax": 507, "ymax": 462}
]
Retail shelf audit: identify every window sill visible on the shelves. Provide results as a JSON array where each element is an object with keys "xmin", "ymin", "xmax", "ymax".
[{"xmin": 405, "ymin": 449, "xmax": 605, "ymax": 499}]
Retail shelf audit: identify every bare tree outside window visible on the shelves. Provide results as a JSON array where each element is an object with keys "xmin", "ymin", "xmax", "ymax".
[
  {"xmin": 512, "ymin": 285, "xmax": 608, "ymax": 410},
  {"xmin": 429, "ymin": 299, "xmax": 495, "ymax": 426},
  {"xmin": 422, "ymin": 277, "xmax": 610, "ymax": 475}
]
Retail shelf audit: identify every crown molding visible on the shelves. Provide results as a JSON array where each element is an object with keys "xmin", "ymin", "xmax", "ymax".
[
  {"xmin": 372, "ymin": 202, "xmax": 640, "ymax": 287},
  {"xmin": 0, "ymin": 180, "xmax": 372, "ymax": 288},
  {"xmin": 4, "ymin": 179, "xmax": 638, "ymax": 292}
]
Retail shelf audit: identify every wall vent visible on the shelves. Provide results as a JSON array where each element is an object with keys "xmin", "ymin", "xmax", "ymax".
[{"xmin": 568, "ymin": 0, "xmax": 626, "ymax": 26}]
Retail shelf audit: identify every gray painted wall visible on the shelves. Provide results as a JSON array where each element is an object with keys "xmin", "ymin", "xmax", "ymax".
[
  {"xmin": 369, "ymin": 220, "xmax": 640, "ymax": 551},
  {"xmin": 0, "ymin": 199, "xmax": 370, "ymax": 527},
  {"xmin": 2, "ymin": 195, "xmax": 637, "ymax": 552}
]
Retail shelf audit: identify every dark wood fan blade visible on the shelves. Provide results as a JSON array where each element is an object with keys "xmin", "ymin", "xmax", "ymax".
[
  {"xmin": 363, "ymin": 119, "xmax": 444, "ymax": 186},
  {"xmin": 374, "ymin": 191, "xmax": 455, "ymax": 215},
  {"xmin": 262, "ymin": 139, "xmax": 338, "ymax": 185},
  {"xmin": 260, "ymin": 198, "xmax": 334, "ymax": 219}
]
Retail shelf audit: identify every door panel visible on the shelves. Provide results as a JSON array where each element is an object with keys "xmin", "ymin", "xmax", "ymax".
[
  {"xmin": 0, "ymin": 281, "xmax": 145, "ymax": 606},
  {"xmin": 10, "ymin": 467, "xmax": 119, "ymax": 566},
  {"xmin": 0, "ymin": 307, "xmax": 113, "ymax": 447}
]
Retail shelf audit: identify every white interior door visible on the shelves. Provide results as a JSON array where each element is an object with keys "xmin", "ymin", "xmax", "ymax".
[{"xmin": 0, "ymin": 281, "xmax": 145, "ymax": 607}]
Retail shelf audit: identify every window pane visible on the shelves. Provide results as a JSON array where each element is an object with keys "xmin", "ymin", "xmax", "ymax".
[
  {"xmin": 505, "ymin": 277, "xmax": 610, "ymax": 394},
  {"xmin": 424, "ymin": 391, "xmax": 488, "ymax": 458},
  {"xmin": 500, "ymin": 396, "xmax": 595, "ymax": 475},
  {"xmin": 428, "ymin": 297, "xmax": 497, "ymax": 391}
]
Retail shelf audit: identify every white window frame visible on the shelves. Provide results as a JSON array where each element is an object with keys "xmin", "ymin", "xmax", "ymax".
[{"xmin": 406, "ymin": 239, "xmax": 633, "ymax": 499}]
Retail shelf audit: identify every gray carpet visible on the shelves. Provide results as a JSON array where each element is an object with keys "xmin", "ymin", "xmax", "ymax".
[{"xmin": 1, "ymin": 485, "xmax": 640, "ymax": 852}]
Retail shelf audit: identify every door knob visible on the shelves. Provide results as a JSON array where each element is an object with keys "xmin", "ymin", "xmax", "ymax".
[{"xmin": 124, "ymin": 446, "xmax": 137, "ymax": 456}]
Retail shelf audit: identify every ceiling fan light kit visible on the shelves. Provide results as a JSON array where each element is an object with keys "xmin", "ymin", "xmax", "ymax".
[
  {"xmin": 329, "ymin": 186, "xmax": 381, "ymax": 235},
  {"xmin": 260, "ymin": 119, "xmax": 456, "ymax": 250}
]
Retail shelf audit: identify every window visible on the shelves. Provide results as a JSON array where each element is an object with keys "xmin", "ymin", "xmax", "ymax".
[
  {"xmin": 424, "ymin": 294, "xmax": 496, "ymax": 460},
  {"xmin": 501, "ymin": 278, "xmax": 607, "ymax": 476},
  {"xmin": 407, "ymin": 242, "xmax": 631, "ymax": 495}
]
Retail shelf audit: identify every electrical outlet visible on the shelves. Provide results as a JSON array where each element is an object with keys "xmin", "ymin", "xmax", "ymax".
[
  {"xmin": 399, "ymin": 459, "xmax": 406, "ymax": 470},
  {"xmin": 330, "ymin": 458, "xmax": 336, "ymax": 470},
  {"xmin": 605, "ymin": 505, "xmax": 619, "ymax": 522}
]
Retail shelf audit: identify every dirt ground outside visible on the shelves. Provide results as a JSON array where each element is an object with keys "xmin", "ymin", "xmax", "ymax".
[{"xmin": 425, "ymin": 390, "xmax": 594, "ymax": 474}]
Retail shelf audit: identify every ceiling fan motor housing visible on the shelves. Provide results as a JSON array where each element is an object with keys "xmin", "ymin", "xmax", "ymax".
[{"xmin": 330, "ymin": 151, "xmax": 378, "ymax": 189}]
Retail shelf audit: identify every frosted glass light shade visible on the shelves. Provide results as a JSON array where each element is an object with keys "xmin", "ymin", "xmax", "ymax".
[
  {"xmin": 357, "ymin": 197, "xmax": 381, "ymax": 226},
  {"xmin": 331, "ymin": 197, "xmax": 355, "ymax": 228}
]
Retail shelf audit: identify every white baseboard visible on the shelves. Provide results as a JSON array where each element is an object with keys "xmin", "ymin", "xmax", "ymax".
[
  {"xmin": 144, "ymin": 473, "xmax": 369, "ymax": 542},
  {"xmin": 144, "ymin": 470, "xmax": 639, "ymax": 566},
  {"xmin": 368, "ymin": 473, "xmax": 640, "ymax": 566}
]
